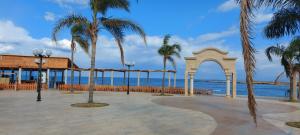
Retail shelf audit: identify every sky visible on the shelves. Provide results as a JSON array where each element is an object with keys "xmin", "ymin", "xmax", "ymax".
[{"xmin": 0, "ymin": 0, "xmax": 293, "ymax": 81}]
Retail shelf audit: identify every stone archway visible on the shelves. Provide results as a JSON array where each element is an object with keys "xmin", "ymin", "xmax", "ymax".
[{"xmin": 184, "ymin": 48, "xmax": 237, "ymax": 98}]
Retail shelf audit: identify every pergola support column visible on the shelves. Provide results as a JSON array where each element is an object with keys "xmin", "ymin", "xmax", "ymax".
[
  {"xmin": 137, "ymin": 71, "xmax": 140, "ymax": 86},
  {"xmin": 110, "ymin": 71, "xmax": 114, "ymax": 86},
  {"xmin": 47, "ymin": 69, "xmax": 50, "ymax": 87},
  {"xmin": 64, "ymin": 69, "xmax": 68, "ymax": 84},
  {"xmin": 168, "ymin": 72, "xmax": 171, "ymax": 87},
  {"xmin": 173, "ymin": 72, "xmax": 176, "ymax": 88},
  {"xmin": 18, "ymin": 68, "xmax": 22, "ymax": 84},
  {"xmin": 78, "ymin": 71, "xmax": 81, "ymax": 85}
]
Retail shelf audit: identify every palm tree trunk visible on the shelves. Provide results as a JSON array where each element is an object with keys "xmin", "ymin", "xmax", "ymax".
[
  {"xmin": 70, "ymin": 40, "xmax": 75, "ymax": 93},
  {"xmin": 291, "ymin": 71, "xmax": 297, "ymax": 101},
  {"xmin": 161, "ymin": 57, "xmax": 166, "ymax": 94},
  {"xmin": 88, "ymin": 34, "xmax": 97, "ymax": 103},
  {"xmin": 240, "ymin": 0, "xmax": 257, "ymax": 125}
]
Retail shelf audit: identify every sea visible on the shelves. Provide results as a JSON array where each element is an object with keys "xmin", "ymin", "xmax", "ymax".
[{"xmin": 61, "ymin": 77, "xmax": 290, "ymax": 98}]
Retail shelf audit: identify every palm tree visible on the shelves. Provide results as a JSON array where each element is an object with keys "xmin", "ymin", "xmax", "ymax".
[
  {"xmin": 158, "ymin": 35, "xmax": 181, "ymax": 95},
  {"xmin": 52, "ymin": 0, "xmax": 146, "ymax": 103},
  {"xmin": 265, "ymin": 37, "xmax": 300, "ymax": 101},
  {"xmin": 235, "ymin": 0, "xmax": 293, "ymax": 125}
]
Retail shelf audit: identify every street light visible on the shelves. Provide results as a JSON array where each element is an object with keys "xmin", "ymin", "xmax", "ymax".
[
  {"xmin": 125, "ymin": 61, "xmax": 135, "ymax": 95},
  {"xmin": 33, "ymin": 49, "xmax": 52, "ymax": 101}
]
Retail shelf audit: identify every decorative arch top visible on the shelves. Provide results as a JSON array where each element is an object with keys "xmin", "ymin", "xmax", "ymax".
[{"xmin": 192, "ymin": 47, "xmax": 228, "ymax": 55}]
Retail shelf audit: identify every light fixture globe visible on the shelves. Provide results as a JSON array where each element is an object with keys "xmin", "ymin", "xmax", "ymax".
[{"xmin": 45, "ymin": 50, "xmax": 52, "ymax": 57}]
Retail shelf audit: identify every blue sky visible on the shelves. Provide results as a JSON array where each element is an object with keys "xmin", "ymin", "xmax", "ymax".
[{"xmin": 0, "ymin": 0, "xmax": 292, "ymax": 81}]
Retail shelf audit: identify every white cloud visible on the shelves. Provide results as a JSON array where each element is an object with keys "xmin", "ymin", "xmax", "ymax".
[
  {"xmin": 44, "ymin": 12, "xmax": 56, "ymax": 21},
  {"xmin": 217, "ymin": 0, "xmax": 238, "ymax": 12},
  {"xmin": 0, "ymin": 44, "xmax": 14, "ymax": 53},
  {"xmin": 0, "ymin": 20, "xmax": 71, "ymax": 56},
  {"xmin": 194, "ymin": 26, "xmax": 238, "ymax": 43},
  {"xmin": 51, "ymin": 0, "xmax": 89, "ymax": 7},
  {"xmin": 254, "ymin": 13, "xmax": 273, "ymax": 24}
]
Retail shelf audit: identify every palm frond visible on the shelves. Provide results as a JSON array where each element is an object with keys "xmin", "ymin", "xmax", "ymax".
[
  {"xmin": 281, "ymin": 55, "xmax": 292, "ymax": 77},
  {"xmin": 52, "ymin": 14, "xmax": 89, "ymax": 43},
  {"xmin": 101, "ymin": 17, "xmax": 146, "ymax": 64},
  {"xmin": 265, "ymin": 45, "xmax": 285, "ymax": 61},
  {"xmin": 264, "ymin": 8, "xmax": 300, "ymax": 39},
  {"xmin": 74, "ymin": 36, "xmax": 90, "ymax": 55},
  {"xmin": 255, "ymin": 0, "xmax": 296, "ymax": 8},
  {"xmin": 90, "ymin": 0, "xmax": 130, "ymax": 15},
  {"xmin": 163, "ymin": 34, "xmax": 171, "ymax": 46},
  {"xmin": 172, "ymin": 43, "xmax": 182, "ymax": 52},
  {"xmin": 166, "ymin": 57, "xmax": 176, "ymax": 70}
]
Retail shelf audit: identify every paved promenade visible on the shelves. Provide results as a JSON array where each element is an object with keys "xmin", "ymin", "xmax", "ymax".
[
  {"xmin": 153, "ymin": 96, "xmax": 300, "ymax": 135},
  {"xmin": 0, "ymin": 90, "xmax": 216, "ymax": 135},
  {"xmin": 0, "ymin": 90, "xmax": 299, "ymax": 135}
]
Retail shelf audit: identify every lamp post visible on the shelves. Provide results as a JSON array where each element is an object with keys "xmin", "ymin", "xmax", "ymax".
[
  {"xmin": 125, "ymin": 61, "xmax": 135, "ymax": 95},
  {"xmin": 33, "ymin": 49, "xmax": 52, "ymax": 102}
]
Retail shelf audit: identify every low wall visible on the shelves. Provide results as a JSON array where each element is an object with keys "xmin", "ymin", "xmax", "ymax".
[
  {"xmin": 58, "ymin": 84, "xmax": 213, "ymax": 95},
  {"xmin": 0, "ymin": 83, "xmax": 48, "ymax": 90}
]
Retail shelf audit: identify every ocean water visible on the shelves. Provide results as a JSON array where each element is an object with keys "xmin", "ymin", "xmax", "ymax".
[{"xmin": 63, "ymin": 77, "xmax": 290, "ymax": 98}]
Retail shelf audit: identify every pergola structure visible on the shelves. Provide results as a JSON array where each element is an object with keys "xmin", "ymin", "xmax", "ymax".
[
  {"xmin": 0, "ymin": 54, "xmax": 77, "ymax": 88},
  {"xmin": 71, "ymin": 68, "xmax": 177, "ymax": 87},
  {"xmin": 184, "ymin": 48, "xmax": 237, "ymax": 98},
  {"xmin": 0, "ymin": 54, "xmax": 177, "ymax": 88}
]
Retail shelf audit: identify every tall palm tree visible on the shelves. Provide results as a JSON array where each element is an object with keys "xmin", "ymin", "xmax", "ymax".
[
  {"xmin": 52, "ymin": 0, "xmax": 146, "ymax": 103},
  {"xmin": 158, "ymin": 35, "xmax": 181, "ymax": 95},
  {"xmin": 235, "ymin": 0, "xmax": 292, "ymax": 125},
  {"xmin": 265, "ymin": 38, "xmax": 300, "ymax": 101}
]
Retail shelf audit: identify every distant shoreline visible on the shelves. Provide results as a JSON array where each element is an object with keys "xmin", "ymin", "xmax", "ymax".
[{"xmin": 195, "ymin": 80, "xmax": 289, "ymax": 86}]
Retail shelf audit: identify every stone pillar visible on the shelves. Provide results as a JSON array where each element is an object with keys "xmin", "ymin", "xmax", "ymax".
[
  {"xmin": 64, "ymin": 69, "xmax": 68, "ymax": 84},
  {"xmin": 232, "ymin": 72, "xmax": 237, "ymax": 98},
  {"xmin": 168, "ymin": 72, "xmax": 171, "ymax": 87},
  {"xmin": 226, "ymin": 74, "xmax": 231, "ymax": 97},
  {"xmin": 173, "ymin": 72, "xmax": 176, "ymax": 88},
  {"xmin": 292, "ymin": 71, "xmax": 297, "ymax": 101},
  {"xmin": 184, "ymin": 71, "xmax": 188, "ymax": 96},
  {"xmin": 110, "ymin": 71, "xmax": 114, "ymax": 86},
  {"xmin": 47, "ymin": 69, "xmax": 50, "ymax": 87},
  {"xmin": 137, "ymin": 71, "xmax": 140, "ymax": 86},
  {"xmin": 18, "ymin": 68, "xmax": 22, "ymax": 84},
  {"xmin": 190, "ymin": 73, "xmax": 194, "ymax": 96}
]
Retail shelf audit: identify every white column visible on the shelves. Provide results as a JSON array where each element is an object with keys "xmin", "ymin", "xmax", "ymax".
[
  {"xmin": 232, "ymin": 73, "xmax": 237, "ymax": 98},
  {"xmin": 110, "ymin": 71, "xmax": 114, "ymax": 86},
  {"xmin": 190, "ymin": 73, "xmax": 194, "ymax": 96},
  {"xmin": 173, "ymin": 73, "xmax": 176, "ymax": 88},
  {"xmin": 226, "ymin": 75, "xmax": 231, "ymax": 97},
  {"xmin": 18, "ymin": 68, "xmax": 22, "ymax": 84},
  {"xmin": 47, "ymin": 69, "xmax": 50, "ymax": 87},
  {"xmin": 64, "ymin": 69, "xmax": 68, "ymax": 84},
  {"xmin": 184, "ymin": 72, "xmax": 188, "ymax": 96},
  {"xmin": 137, "ymin": 71, "xmax": 140, "ymax": 86},
  {"xmin": 168, "ymin": 72, "xmax": 171, "ymax": 87}
]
